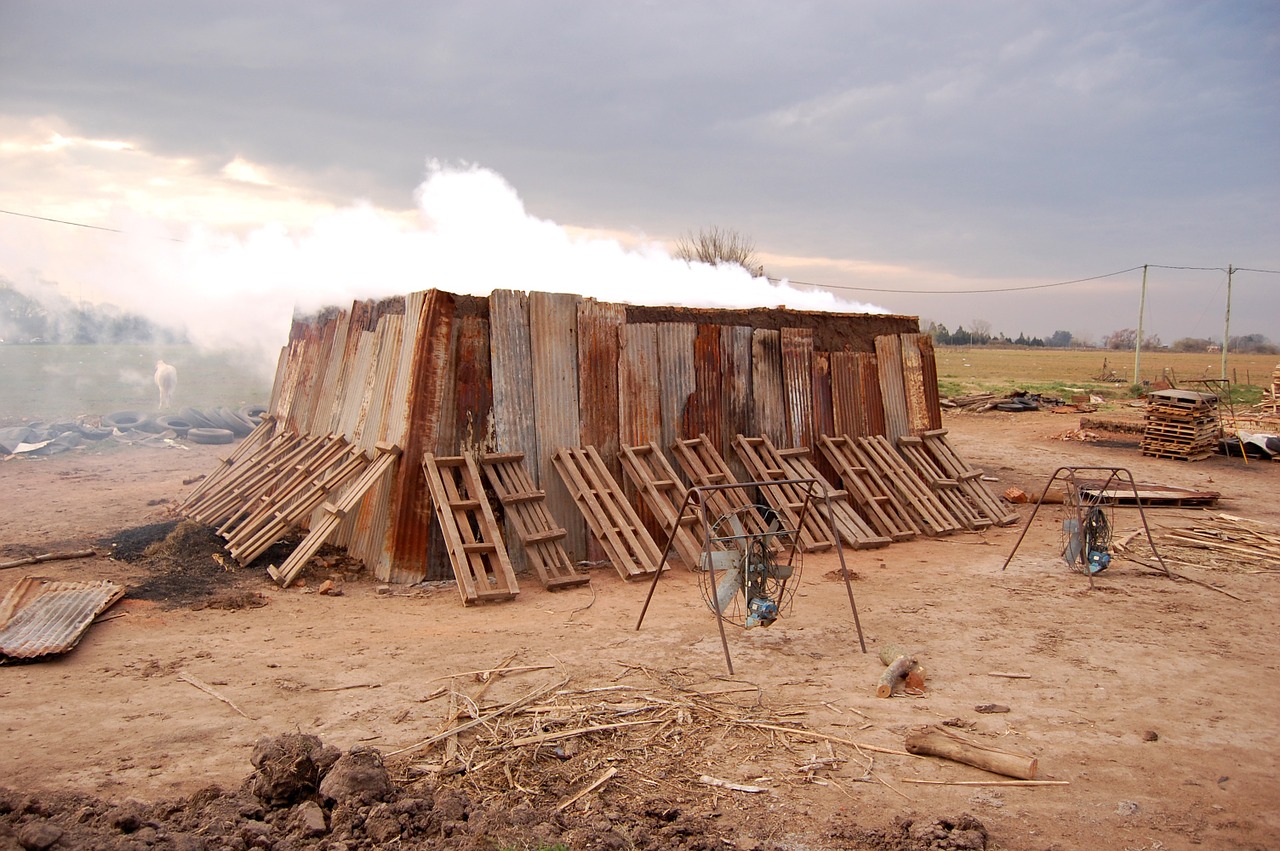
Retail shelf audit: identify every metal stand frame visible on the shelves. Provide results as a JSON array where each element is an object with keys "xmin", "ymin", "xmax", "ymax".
[
  {"xmin": 1002, "ymin": 466, "xmax": 1171, "ymax": 587},
  {"xmin": 635, "ymin": 477, "xmax": 866, "ymax": 674}
]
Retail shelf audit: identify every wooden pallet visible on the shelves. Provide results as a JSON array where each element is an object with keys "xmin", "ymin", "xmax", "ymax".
[
  {"xmin": 180, "ymin": 414, "xmax": 277, "ymax": 507},
  {"xmin": 912, "ymin": 429, "xmax": 1019, "ymax": 526},
  {"xmin": 671, "ymin": 434, "xmax": 775, "ymax": 542},
  {"xmin": 268, "ymin": 443, "xmax": 402, "ymax": 587},
  {"xmin": 422, "ymin": 452, "xmax": 520, "ymax": 605},
  {"xmin": 619, "ymin": 441, "xmax": 720, "ymax": 569},
  {"xmin": 732, "ymin": 434, "xmax": 890, "ymax": 551},
  {"xmin": 181, "ymin": 429, "xmax": 311, "ymax": 525},
  {"xmin": 553, "ymin": 446, "xmax": 663, "ymax": 580},
  {"xmin": 478, "ymin": 452, "xmax": 590, "ymax": 591},
  {"xmin": 854, "ymin": 435, "xmax": 961, "ymax": 536},
  {"xmin": 818, "ymin": 435, "xmax": 918, "ymax": 542},
  {"xmin": 224, "ymin": 438, "xmax": 371, "ymax": 565},
  {"xmin": 895, "ymin": 435, "xmax": 992, "ymax": 530}
]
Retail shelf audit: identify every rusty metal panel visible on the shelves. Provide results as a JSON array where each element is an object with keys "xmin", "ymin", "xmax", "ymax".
[
  {"xmin": 719, "ymin": 325, "xmax": 753, "ymax": 483},
  {"xmin": 0, "ymin": 578, "xmax": 125, "ymax": 659},
  {"xmin": 916, "ymin": 333, "xmax": 944, "ymax": 431},
  {"xmin": 876, "ymin": 334, "xmax": 910, "ymax": 442},
  {"xmin": 899, "ymin": 332, "xmax": 932, "ymax": 436},
  {"xmin": 830, "ymin": 351, "xmax": 859, "ymax": 437},
  {"xmin": 529, "ymin": 291, "xmax": 586, "ymax": 562},
  {"xmin": 810, "ymin": 350, "xmax": 840, "ymax": 484},
  {"xmin": 685, "ymin": 324, "xmax": 724, "ymax": 453},
  {"xmin": 655, "ymin": 323, "xmax": 695, "ymax": 454},
  {"xmin": 489, "ymin": 290, "xmax": 538, "ymax": 467},
  {"xmin": 751, "ymin": 329, "xmax": 785, "ymax": 445},
  {"xmin": 452, "ymin": 314, "xmax": 493, "ymax": 453},
  {"xmin": 577, "ymin": 299, "xmax": 624, "ymax": 473},
  {"xmin": 385, "ymin": 289, "xmax": 456, "ymax": 584},
  {"xmin": 781, "ymin": 327, "xmax": 815, "ymax": 450},
  {"xmin": 619, "ymin": 323, "xmax": 662, "ymax": 448},
  {"xmin": 857, "ymin": 352, "xmax": 887, "ymax": 437}
]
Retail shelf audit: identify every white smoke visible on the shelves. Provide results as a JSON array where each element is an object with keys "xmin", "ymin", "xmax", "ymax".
[{"xmin": 4, "ymin": 160, "xmax": 887, "ymax": 368}]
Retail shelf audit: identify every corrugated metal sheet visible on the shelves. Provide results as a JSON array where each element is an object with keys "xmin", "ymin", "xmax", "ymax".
[
  {"xmin": 809, "ymin": 350, "xmax": 838, "ymax": 484},
  {"xmin": 916, "ymin": 333, "xmax": 943, "ymax": 431},
  {"xmin": 619, "ymin": 323, "xmax": 662, "ymax": 448},
  {"xmin": 529, "ymin": 291, "xmax": 586, "ymax": 562},
  {"xmin": 899, "ymin": 332, "xmax": 931, "ymax": 436},
  {"xmin": 686, "ymin": 324, "xmax": 724, "ymax": 452},
  {"xmin": 386, "ymin": 290, "xmax": 456, "ymax": 583},
  {"xmin": 751, "ymin": 329, "xmax": 785, "ymax": 444},
  {"xmin": 0, "ymin": 578, "xmax": 125, "ymax": 659},
  {"xmin": 875, "ymin": 334, "xmax": 910, "ymax": 442},
  {"xmin": 830, "ymin": 351, "xmax": 863, "ymax": 438},
  {"xmin": 857, "ymin": 352, "xmax": 887, "ymax": 437},
  {"xmin": 489, "ymin": 290, "xmax": 537, "ymax": 468},
  {"xmin": 781, "ymin": 327, "xmax": 815, "ymax": 450},
  {"xmin": 577, "ymin": 299, "xmax": 624, "ymax": 473},
  {"xmin": 452, "ymin": 314, "xmax": 493, "ymax": 452},
  {"xmin": 656, "ymin": 323, "xmax": 695, "ymax": 455},
  {"xmin": 720, "ymin": 325, "xmax": 753, "ymax": 484}
]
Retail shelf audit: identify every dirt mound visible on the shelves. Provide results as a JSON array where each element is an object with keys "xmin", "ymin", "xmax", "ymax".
[
  {"xmin": 1, "ymin": 731, "xmax": 980, "ymax": 849},
  {"xmin": 102, "ymin": 519, "xmax": 181, "ymax": 562}
]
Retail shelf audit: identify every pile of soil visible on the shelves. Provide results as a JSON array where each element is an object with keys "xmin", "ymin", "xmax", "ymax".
[{"xmin": 0, "ymin": 732, "xmax": 987, "ymax": 850}]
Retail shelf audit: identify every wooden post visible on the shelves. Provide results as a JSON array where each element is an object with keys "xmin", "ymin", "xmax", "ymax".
[{"xmin": 905, "ymin": 725, "xmax": 1038, "ymax": 780}]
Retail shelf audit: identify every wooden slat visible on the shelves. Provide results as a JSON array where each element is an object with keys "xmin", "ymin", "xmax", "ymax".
[
  {"xmin": 552, "ymin": 446, "xmax": 662, "ymax": 580},
  {"xmin": 818, "ymin": 435, "xmax": 918, "ymax": 542},
  {"xmin": 422, "ymin": 452, "xmax": 520, "ymax": 605},
  {"xmin": 855, "ymin": 435, "xmax": 960, "ymax": 536},
  {"xmin": 480, "ymin": 452, "xmax": 590, "ymax": 591}
]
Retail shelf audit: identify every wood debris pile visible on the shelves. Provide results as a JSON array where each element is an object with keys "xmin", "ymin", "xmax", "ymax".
[
  {"xmin": 386, "ymin": 665, "xmax": 898, "ymax": 806},
  {"xmin": 1150, "ymin": 513, "xmax": 1280, "ymax": 573}
]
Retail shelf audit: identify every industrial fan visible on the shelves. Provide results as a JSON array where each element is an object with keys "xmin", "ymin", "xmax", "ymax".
[
  {"xmin": 1063, "ymin": 504, "xmax": 1112, "ymax": 575},
  {"xmin": 699, "ymin": 505, "xmax": 802, "ymax": 628}
]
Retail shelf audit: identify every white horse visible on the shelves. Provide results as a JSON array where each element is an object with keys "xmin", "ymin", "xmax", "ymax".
[{"xmin": 154, "ymin": 360, "xmax": 177, "ymax": 409}]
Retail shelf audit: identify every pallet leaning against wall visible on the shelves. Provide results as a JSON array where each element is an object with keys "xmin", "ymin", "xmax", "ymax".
[
  {"xmin": 619, "ymin": 441, "xmax": 725, "ymax": 570},
  {"xmin": 479, "ymin": 452, "xmax": 590, "ymax": 591},
  {"xmin": 552, "ymin": 445, "xmax": 663, "ymax": 580},
  {"xmin": 817, "ymin": 435, "xmax": 919, "ymax": 542},
  {"xmin": 852, "ymin": 435, "xmax": 962, "ymax": 536},
  {"xmin": 422, "ymin": 452, "xmax": 520, "ymax": 605}
]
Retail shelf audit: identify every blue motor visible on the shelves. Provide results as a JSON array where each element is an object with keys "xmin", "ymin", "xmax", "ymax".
[
  {"xmin": 1087, "ymin": 550, "xmax": 1111, "ymax": 574},
  {"xmin": 745, "ymin": 596, "xmax": 779, "ymax": 628}
]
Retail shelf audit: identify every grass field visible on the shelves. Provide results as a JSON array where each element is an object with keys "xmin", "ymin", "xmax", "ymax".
[
  {"xmin": 934, "ymin": 346, "xmax": 1278, "ymax": 402},
  {"xmin": 0, "ymin": 344, "xmax": 275, "ymax": 422}
]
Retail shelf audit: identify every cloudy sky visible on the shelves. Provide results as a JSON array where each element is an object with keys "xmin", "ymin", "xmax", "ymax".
[{"xmin": 1, "ymin": 1, "xmax": 1276, "ymax": 354}]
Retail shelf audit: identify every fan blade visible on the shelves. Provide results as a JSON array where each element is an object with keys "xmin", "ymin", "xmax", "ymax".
[
  {"xmin": 714, "ymin": 566, "xmax": 743, "ymax": 612},
  {"xmin": 728, "ymin": 513, "xmax": 748, "ymax": 555}
]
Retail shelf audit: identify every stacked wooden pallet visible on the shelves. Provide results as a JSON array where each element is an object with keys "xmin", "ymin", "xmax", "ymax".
[
  {"xmin": 897, "ymin": 430, "xmax": 1020, "ymax": 529},
  {"xmin": 1141, "ymin": 390, "xmax": 1220, "ymax": 461}
]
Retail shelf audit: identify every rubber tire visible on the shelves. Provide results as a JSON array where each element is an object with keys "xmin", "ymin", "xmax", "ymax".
[
  {"xmin": 181, "ymin": 407, "xmax": 221, "ymax": 429},
  {"xmin": 154, "ymin": 415, "xmax": 193, "ymax": 438},
  {"xmin": 213, "ymin": 407, "xmax": 254, "ymax": 437},
  {"xmin": 102, "ymin": 410, "xmax": 154, "ymax": 431},
  {"xmin": 187, "ymin": 427, "xmax": 235, "ymax": 445},
  {"xmin": 238, "ymin": 404, "xmax": 268, "ymax": 424}
]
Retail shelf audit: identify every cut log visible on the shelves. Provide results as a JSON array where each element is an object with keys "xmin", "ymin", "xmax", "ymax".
[
  {"xmin": 877, "ymin": 645, "xmax": 926, "ymax": 696},
  {"xmin": 0, "ymin": 549, "xmax": 96, "ymax": 571},
  {"xmin": 877, "ymin": 654, "xmax": 919, "ymax": 698},
  {"xmin": 905, "ymin": 724, "xmax": 1038, "ymax": 780}
]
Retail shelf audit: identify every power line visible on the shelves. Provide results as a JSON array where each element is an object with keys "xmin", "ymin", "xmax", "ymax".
[
  {"xmin": 771, "ymin": 265, "xmax": 1145, "ymax": 294},
  {"xmin": 0, "ymin": 208, "xmax": 185, "ymax": 242}
]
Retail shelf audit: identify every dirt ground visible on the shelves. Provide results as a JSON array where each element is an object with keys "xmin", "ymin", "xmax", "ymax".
[{"xmin": 1, "ymin": 408, "xmax": 1277, "ymax": 850}]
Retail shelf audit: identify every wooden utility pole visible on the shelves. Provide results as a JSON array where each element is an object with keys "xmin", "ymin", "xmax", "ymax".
[
  {"xmin": 1221, "ymin": 264, "xmax": 1234, "ymax": 380},
  {"xmin": 1134, "ymin": 264, "xmax": 1148, "ymax": 386}
]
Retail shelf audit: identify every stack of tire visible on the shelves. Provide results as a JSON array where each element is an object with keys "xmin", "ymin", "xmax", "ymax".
[{"xmin": 102, "ymin": 405, "xmax": 268, "ymax": 445}]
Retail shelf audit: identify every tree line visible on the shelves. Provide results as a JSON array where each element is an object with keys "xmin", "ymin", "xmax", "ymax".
[
  {"xmin": 924, "ymin": 320, "xmax": 1276, "ymax": 354},
  {"xmin": 0, "ymin": 281, "xmax": 186, "ymax": 345}
]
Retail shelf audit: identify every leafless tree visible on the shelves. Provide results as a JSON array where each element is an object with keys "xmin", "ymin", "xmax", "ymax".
[{"xmin": 673, "ymin": 227, "xmax": 764, "ymax": 277}]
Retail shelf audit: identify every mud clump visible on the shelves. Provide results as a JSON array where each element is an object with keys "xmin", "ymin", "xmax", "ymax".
[
  {"xmin": 829, "ymin": 811, "xmax": 989, "ymax": 850},
  {"xmin": 246, "ymin": 732, "xmax": 341, "ymax": 807}
]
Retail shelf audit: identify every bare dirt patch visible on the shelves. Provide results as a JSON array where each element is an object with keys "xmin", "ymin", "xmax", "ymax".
[{"xmin": 1, "ymin": 412, "xmax": 1277, "ymax": 849}]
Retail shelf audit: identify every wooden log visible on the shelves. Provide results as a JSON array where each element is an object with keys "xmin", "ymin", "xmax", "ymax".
[
  {"xmin": 904, "ymin": 724, "xmax": 1038, "ymax": 780},
  {"xmin": 0, "ymin": 549, "xmax": 96, "ymax": 570},
  {"xmin": 877, "ymin": 645, "xmax": 926, "ymax": 696},
  {"xmin": 877, "ymin": 654, "xmax": 919, "ymax": 698}
]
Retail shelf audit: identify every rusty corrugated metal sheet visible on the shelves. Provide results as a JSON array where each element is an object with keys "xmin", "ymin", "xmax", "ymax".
[
  {"xmin": 386, "ymin": 289, "xmax": 456, "ymax": 583},
  {"xmin": 685, "ymin": 324, "xmax": 724, "ymax": 453},
  {"xmin": 719, "ymin": 325, "xmax": 753, "ymax": 484},
  {"xmin": 529, "ymin": 291, "xmax": 585, "ymax": 562},
  {"xmin": 810, "ymin": 350, "xmax": 839, "ymax": 484},
  {"xmin": 489, "ymin": 290, "xmax": 537, "ymax": 468},
  {"xmin": 656, "ymin": 323, "xmax": 694, "ymax": 454},
  {"xmin": 916, "ymin": 333, "xmax": 943, "ymax": 430},
  {"xmin": 875, "ymin": 334, "xmax": 910, "ymax": 442},
  {"xmin": 577, "ymin": 299, "xmax": 624, "ymax": 472},
  {"xmin": 751, "ymin": 329, "xmax": 785, "ymax": 444},
  {"xmin": 781, "ymin": 327, "xmax": 815, "ymax": 450},
  {"xmin": 619, "ymin": 323, "xmax": 662, "ymax": 449},
  {"xmin": 857, "ymin": 352, "xmax": 887, "ymax": 437},
  {"xmin": 0, "ymin": 578, "xmax": 125, "ymax": 659},
  {"xmin": 899, "ymin": 332, "xmax": 932, "ymax": 436},
  {"xmin": 452, "ymin": 313, "xmax": 493, "ymax": 452},
  {"xmin": 830, "ymin": 351, "xmax": 862, "ymax": 438}
]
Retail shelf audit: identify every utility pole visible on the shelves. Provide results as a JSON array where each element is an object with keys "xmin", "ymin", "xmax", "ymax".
[
  {"xmin": 1134, "ymin": 264, "xmax": 1148, "ymax": 386},
  {"xmin": 1221, "ymin": 264, "xmax": 1234, "ymax": 380}
]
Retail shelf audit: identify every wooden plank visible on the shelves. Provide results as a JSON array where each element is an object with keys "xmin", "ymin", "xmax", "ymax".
[
  {"xmin": 422, "ymin": 453, "xmax": 520, "ymax": 605},
  {"xmin": 818, "ymin": 435, "xmax": 918, "ymax": 541},
  {"xmin": 480, "ymin": 452, "xmax": 590, "ymax": 590},
  {"xmin": 552, "ymin": 446, "xmax": 662, "ymax": 580},
  {"xmin": 530, "ymin": 291, "xmax": 586, "ymax": 562}
]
